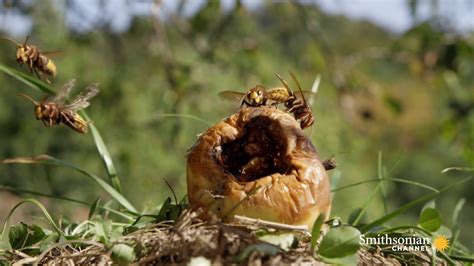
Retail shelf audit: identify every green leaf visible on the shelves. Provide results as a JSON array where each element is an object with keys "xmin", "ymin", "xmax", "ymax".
[
  {"xmin": 318, "ymin": 226, "xmax": 361, "ymax": 258},
  {"xmin": 421, "ymin": 200, "xmax": 436, "ymax": 211},
  {"xmin": 418, "ymin": 208, "xmax": 442, "ymax": 232},
  {"xmin": 236, "ymin": 243, "xmax": 281, "ymax": 262},
  {"xmin": 310, "ymin": 213, "xmax": 325, "ymax": 251},
  {"xmin": 168, "ymin": 204, "xmax": 183, "ymax": 221},
  {"xmin": 156, "ymin": 197, "xmax": 172, "ymax": 222},
  {"xmin": 451, "ymin": 198, "xmax": 465, "ymax": 226},
  {"xmin": 321, "ymin": 253, "xmax": 359, "ymax": 265},
  {"xmin": 153, "ymin": 197, "xmax": 185, "ymax": 222},
  {"xmin": 110, "ymin": 243, "xmax": 135, "ymax": 266},
  {"xmin": 9, "ymin": 223, "xmax": 28, "ymax": 249},
  {"xmin": 25, "ymin": 224, "xmax": 46, "ymax": 247},
  {"xmin": 259, "ymin": 233, "xmax": 297, "ymax": 251},
  {"xmin": 9, "ymin": 222, "xmax": 46, "ymax": 249},
  {"xmin": 88, "ymin": 197, "xmax": 101, "ymax": 219},
  {"xmin": 94, "ymin": 220, "xmax": 111, "ymax": 245},
  {"xmin": 0, "ymin": 64, "xmax": 54, "ymax": 94},
  {"xmin": 1, "ymin": 154, "xmax": 136, "ymax": 213},
  {"xmin": 81, "ymin": 110, "xmax": 123, "ymax": 194},
  {"xmin": 39, "ymin": 233, "xmax": 60, "ymax": 252}
]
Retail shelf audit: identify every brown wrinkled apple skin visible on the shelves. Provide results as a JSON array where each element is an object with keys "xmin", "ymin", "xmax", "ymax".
[{"xmin": 186, "ymin": 107, "xmax": 331, "ymax": 229}]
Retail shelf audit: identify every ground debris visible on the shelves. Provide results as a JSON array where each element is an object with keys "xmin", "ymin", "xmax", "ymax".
[{"xmin": 4, "ymin": 210, "xmax": 442, "ymax": 265}]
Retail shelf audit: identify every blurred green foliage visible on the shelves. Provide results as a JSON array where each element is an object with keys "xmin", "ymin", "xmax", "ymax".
[{"xmin": 0, "ymin": 0, "xmax": 472, "ymax": 249}]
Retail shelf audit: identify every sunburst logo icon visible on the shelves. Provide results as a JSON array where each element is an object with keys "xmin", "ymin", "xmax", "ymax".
[{"xmin": 433, "ymin": 235, "xmax": 449, "ymax": 252}]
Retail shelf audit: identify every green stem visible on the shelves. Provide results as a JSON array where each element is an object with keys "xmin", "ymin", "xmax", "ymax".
[{"xmin": 332, "ymin": 177, "xmax": 439, "ymax": 193}]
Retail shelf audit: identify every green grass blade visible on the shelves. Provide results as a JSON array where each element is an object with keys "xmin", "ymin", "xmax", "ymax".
[
  {"xmin": 377, "ymin": 225, "xmax": 433, "ymax": 236},
  {"xmin": 0, "ymin": 199, "xmax": 63, "ymax": 238},
  {"xmin": 1, "ymin": 154, "xmax": 137, "ymax": 214},
  {"xmin": 377, "ymin": 152, "xmax": 388, "ymax": 215},
  {"xmin": 448, "ymin": 230, "xmax": 460, "ymax": 255},
  {"xmin": 88, "ymin": 197, "xmax": 101, "ymax": 219},
  {"xmin": 451, "ymin": 198, "xmax": 465, "ymax": 227},
  {"xmin": 431, "ymin": 246, "xmax": 437, "ymax": 266},
  {"xmin": 438, "ymin": 251, "xmax": 458, "ymax": 265},
  {"xmin": 79, "ymin": 111, "xmax": 122, "ymax": 194},
  {"xmin": 441, "ymin": 167, "xmax": 474, "ymax": 173},
  {"xmin": 310, "ymin": 213, "xmax": 325, "ymax": 251},
  {"xmin": 447, "ymin": 254, "xmax": 474, "ymax": 263},
  {"xmin": 0, "ymin": 185, "xmax": 133, "ymax": 221},
  {"xmin": 0, "ymin": 185, "xmax": 87, "ymax": 205},
  {"xmin": 331, "ymin": 177, "xmax": 439, "ymax": 193},
  {"xmin": 0, "ymin": 64, "xmax": 54, "ymax": 94},
  {"xmin": 360, "ymin": 177, "xmax": 471, "ymax": 233},
  {"xmin": 353, "ymin": 183, "xmax": 382, "ymax": 226}
]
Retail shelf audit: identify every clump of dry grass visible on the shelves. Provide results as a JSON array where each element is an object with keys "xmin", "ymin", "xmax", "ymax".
[
  {"xmin": 4, "ymin": 209, "xmax": 438, "ymax": 265},
  {"xmin": 9, "ymin": 210, "xmax": 316, "ymax": 265}
]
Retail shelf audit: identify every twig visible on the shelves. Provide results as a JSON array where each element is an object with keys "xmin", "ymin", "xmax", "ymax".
[
  {"xmin": 56, "ymin": 253, "xmax": 104, "ymax": 259},
  {"xmin": 7, "ymin": 249, "xmax": 31, "ymax": 259},
  {"xmin": 322, "ymin": 156, "xmax": 337, "ymax": 171},
  {"xmin": 233, "ymin": 215, "xmax": 308, "ymax": 232},
  {"xmin": 163, "ymin": 178, "xmax": 178, "ymax": 205},
  {"xmin": 33, "ymin": 240, "xmax": 104, "ymax": 266},
  {"xmin": 12, "ymin": 257, "xmax": 37, "ymax": 266},
  {"xmin": 174, "ymin": 208, "xmax": 202, "ymax": 231}
]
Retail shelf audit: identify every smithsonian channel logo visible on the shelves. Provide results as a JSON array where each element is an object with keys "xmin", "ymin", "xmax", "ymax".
[{"xmin": 359, "ymin": 234, "xmax": 449, "ymax": 252}]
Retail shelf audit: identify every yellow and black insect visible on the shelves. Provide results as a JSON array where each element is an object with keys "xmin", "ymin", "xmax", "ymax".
[
  {"xmin": 18, "ymin": 79, "xmax": 99, "ymax": 134},
  {"xmin": 218, "ymin": 74, "xmax": 316, "ymax": 129},
  {"xmin": 219, "ymin": 85, "xmax": 268, "ymax": 108},
  {"xmin": 219, "ymin": 77, "xmax": 315, "ymax": 108},
  {"xmin": 275, "ymin": 73, "xmax": 315, "ymax": 129},
  {"xmin": 1, "ymin": 36, "xmax": 58, "ymax": 83}
]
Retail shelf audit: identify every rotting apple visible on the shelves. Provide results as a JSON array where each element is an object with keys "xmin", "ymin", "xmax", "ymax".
[{"xmin": 186, "ymin": 107, "xmax": 331, "ymax": 229}]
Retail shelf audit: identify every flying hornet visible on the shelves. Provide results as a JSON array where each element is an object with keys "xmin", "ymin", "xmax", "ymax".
[
  {"xmin": 2, "ymin": 36, "xmax": 58, "ymax": 83},
  {"xmin": 18, "ymin": 79, "xmax": 99, "ymax": 134}
]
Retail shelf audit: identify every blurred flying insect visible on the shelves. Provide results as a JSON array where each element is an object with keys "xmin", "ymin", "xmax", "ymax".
[
  {"xmin": 1, "ymin": 36, "xmax": 58, "ymax": 83},
  {"xmin": 18, "ymin": 79, "xmax": 99, "ymax": 134},
  {"xmin": 275, "ymin": 73, "xmax": 315, "ymax": 129}
]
